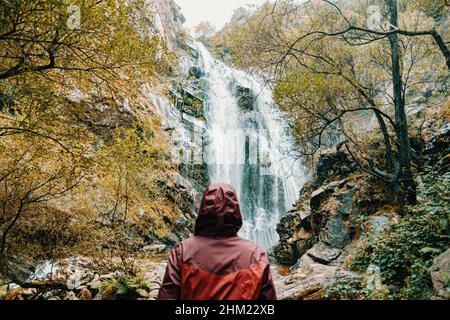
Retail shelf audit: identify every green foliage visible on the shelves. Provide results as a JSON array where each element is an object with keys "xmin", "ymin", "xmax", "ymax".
[
  {"xmin": 323, "ymin": 283, "xmax": 366, "ymax": 300},
  {"xmin": 345, "ymin": 172, "xmax": 450, "ymax": 299},
  {"xmin": 94, "ymin": 275, "xmax": 153, "ymax": 300}
]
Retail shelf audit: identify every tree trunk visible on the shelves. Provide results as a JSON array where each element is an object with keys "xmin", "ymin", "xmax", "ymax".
[{"xmin": 388, "ymin": 0, "xmax": 417, "ymax": 210}]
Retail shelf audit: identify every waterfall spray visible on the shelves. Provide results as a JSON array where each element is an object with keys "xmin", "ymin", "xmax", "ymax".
[{"xmin": 196, "ymin": 43, "xmax": 307, "ymax": 249}]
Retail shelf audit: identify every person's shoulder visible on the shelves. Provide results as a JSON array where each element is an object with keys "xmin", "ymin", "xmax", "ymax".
[
  {"xmin": 235, "ymin": 237, "xmax": 269, "ymax": 256},
  {"xmin": 174, "ymin": 235, "xmax": 204, "ymax": 250}
]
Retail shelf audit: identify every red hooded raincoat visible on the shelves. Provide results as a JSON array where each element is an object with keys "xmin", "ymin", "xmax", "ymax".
[{"xmin": 157, "ymin": 183, "xmax": 277, "ymax": 300}]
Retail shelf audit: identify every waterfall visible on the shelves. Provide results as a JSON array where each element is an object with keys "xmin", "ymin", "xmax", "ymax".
[{"xmin": 196, "ymin": 43, "xmax": 307, "ymax": 249}]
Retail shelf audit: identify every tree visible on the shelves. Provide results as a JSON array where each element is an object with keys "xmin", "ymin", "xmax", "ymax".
[
  {"xmin": 0, "ymin": 0, "xmax": 166, "ymax": 84},
  {"xmin": 0, "ymin": 0, "xmax": 173, "ymax": 278},
  {"xmin": 387, "ymin": 0, "xmax": 416, "ymax": 206},
  {"xmin": 215, "ymin": 0, "xmax": 448, "ymax": 211}
]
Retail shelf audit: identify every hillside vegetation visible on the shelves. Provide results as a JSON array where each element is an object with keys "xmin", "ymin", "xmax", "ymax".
[{"xmin": 210, "ymin": 0, "xmax": 449, "ymax": 299}]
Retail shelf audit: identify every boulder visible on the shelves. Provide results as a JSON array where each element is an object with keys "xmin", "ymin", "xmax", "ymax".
[
  {"xmin": 143, "ymin": 244, "xmax": 167, "ymax": 254},
  {"xmin": 306, "ymin": 242, "xmax": 341, "ymax": 264},
  {"xmin": 429, "ymin": 248, "xmax": 450, "ymax": 299},
  {"xmin": 272, "ymin": 211, "xmax": 312, "ymax": 265},
  {"xmin": 320, "ymin": 216, "xmax": 350, "ymax": 249},
  {"xmin": 311, "ymin": 175, "xmax": 393, "ymax": 249},
  {"xmin": 291, "ymin": 254, "xmax": 315, "ymax": 271},
  {"xmin": 274, "ymin": 263, "xmax": 363, "ymax": 300},
  {"xmin": 310, "ymin": 179, "xmax": 347, "ymax": 210},
  {"xmin": 293, "ymin": 228, "xmax": 314, "ymax": 258},
  {"xmin": 272, "ymin": 183, "xmax": 315, "ymax": 265},
  {"xmin": 270, "ymin": 241, "xmax": 297, "ymax": 266}
]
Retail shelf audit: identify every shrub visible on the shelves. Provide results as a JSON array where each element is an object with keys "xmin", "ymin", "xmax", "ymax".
[
  {"xmin": 93, "ymin": 275, "xmax": 153, "ymax": 300},
  {"xmin": 345, "ymin": 172, "xmax": 449, "ymax": 299}
]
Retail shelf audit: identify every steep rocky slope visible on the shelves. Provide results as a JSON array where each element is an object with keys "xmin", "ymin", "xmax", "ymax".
[{"xmin": 269, "ymin": 118, "xmax": 449, "ymax": 299}]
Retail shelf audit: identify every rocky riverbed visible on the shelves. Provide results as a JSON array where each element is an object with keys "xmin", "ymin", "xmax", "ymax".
[
  {"xmin": 2, "ymin": 245, "xmax": 449, "ymax": 300},
  {"xmin": 0, "ymin": 240, "xmax": 364, "ymax": 301}
]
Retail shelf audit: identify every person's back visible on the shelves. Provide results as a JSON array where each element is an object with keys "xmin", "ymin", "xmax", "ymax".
[{"xmin": 158, "ymin": 183, "xmax": 277, "ymax": 300}]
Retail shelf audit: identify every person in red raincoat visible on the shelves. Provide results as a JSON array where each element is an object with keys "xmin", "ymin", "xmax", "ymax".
[{"xmin": 158, "ymin": 183, "xmax": 277, "ymax": 300}]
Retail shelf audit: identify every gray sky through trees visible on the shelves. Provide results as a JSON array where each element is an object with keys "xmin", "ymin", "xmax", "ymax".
[{"xmin": 175, "ymin": 0, "xmax": 269, "ymax": 29}]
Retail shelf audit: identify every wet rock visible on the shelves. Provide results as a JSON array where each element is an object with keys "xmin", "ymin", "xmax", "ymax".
[
  {"xmin": 274, "ymin": 263, "xmax": 363, "ymax": 300},
  {"xmin": 320, "ymin": 216, "xmax": 350, "ymax": 249},
  {"xmin": 291, "ymin": 254, "xmax": 315, "ymax": 271},
  {"xmin": 272, "ymin": 183, "xmax": 315, "ymax": 265},
  {"xmin": 293, "ymin": 228, "xmax": 314, "ymax": 258},
  {"xmin": 270, "ymin": 241, "xmax": 296, "ymax": 266},
  {"xmin": 47, "ymin": 296, "xmax": 60, "ymax": 300},
  {"xmin": 189, "ymin": 66, "xmax": 204, "ymax": 79},
  {"xmin": 306, "ymin": 242, "xmax": 341, "ymax": 264},
  {"xmin": 429, "ymin": 248, "xmax": 450, "ymax": 299},
  {"xmin": 272, "ymin": 211, "xmax": 307, "ymax": 265},
  {"xmin": 152, "ymin": 172, "xmax": 197, "ymax": 245},
  {"xmin": 143, "ymin": 244, "xmax": 167, "ymax": 254},
  {"xmin": 275, "ymin": 162, "xmax": 393, "ymax": 265},
  {"xmin": 236, "ymin": 86, "xmax": 255, "ymax": 111},
  {"xmin": 169, "ymin": 81, "xmax": 205, "ymax": 119},
  {"xmin": 311, "ymin": 175, "xmax": 393, "ymax": 249}
]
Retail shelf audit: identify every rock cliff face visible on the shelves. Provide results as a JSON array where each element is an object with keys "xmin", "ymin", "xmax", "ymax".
[
  {"xmin": 153, "ymin": 48, "xmax": 210, "ymax": 196},
  {"xmin": 271, "ymin": 144, "xmax": 395, "ymax": 266},
  {"xmin": 429, "ymin": 248, "xmax": 450, "ymax": 299},
  {"xmin": 148, "ymin": 0, "xmax": 188, "ymax": 51},
  {"xmin": 268, "ymin": 139, "xmax": 400, "ymax": 297},
  {"xmin": 270, "ymin": 115, "xmax": 449, "ymax": 299}
]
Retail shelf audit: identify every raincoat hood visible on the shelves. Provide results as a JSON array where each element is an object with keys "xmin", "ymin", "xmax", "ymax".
[{"xmin": 194, "ymin": 183, "xmax": 243, "ymax": 237}]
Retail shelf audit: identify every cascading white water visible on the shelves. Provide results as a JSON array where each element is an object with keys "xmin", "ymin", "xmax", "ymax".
[{"xmin": 197, "ymin": 43, "xmax": 307, "ymax": 249}]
